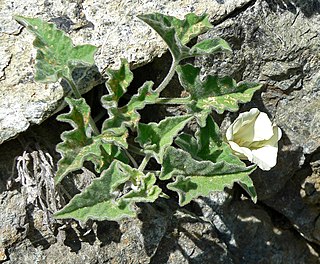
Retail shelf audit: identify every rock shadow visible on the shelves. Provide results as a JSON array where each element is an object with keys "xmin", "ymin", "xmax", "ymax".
[
  {"xmin": 25, "ymin": 204, "xmax": 51, "ymax": 250},
  {"xmin": 267, "ymin": 0, "xmax": 320, "ymax": 17},
  {"xmin": 143, "ymin": 200, "xmax": 233, "ymax": 264},
  {"xmin": 61, "ymin": 220, "xmax": 122, "ymax": 252},
  {"xmin": 198, "ymin": 196, "xmax": 320, "ymax": 263}
]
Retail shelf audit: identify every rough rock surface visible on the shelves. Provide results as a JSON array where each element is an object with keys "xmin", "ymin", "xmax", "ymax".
[
  {"xmin": 1, "ymin": 0, "xmax": 320, "ymax": 263},
  {"xmin": 0, "ymin": 0, "xmax": 251, "ymax": 144},
  {"xmin": 196, "ymin": 0, "xmax": 320, "ymax": 249}
]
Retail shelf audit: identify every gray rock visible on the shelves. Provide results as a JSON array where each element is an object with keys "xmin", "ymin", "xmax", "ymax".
[
  {"xmin": 0, "ymin": 0, "xmax": 251, "ymax": 144},
  {"xmin": 195, "ymin": 0, "xmax": 320, "ymax": 247},
  {"xmin": 0, "ymin": 191, "xmax": 28, "ymax": 249},
  {"xmin": 197, "ymin": 0, "xmax": 320, "ymax": 155},
  {"xmin": 197, "ymin": 193, "xmax": 320, "ymax": 264},
  {"xmin": 2, "ymin": 188, "xmax": 320, "ymax": 264},
  {"xmin": 1, "ymin": 0, "xmax": 320, "ymax": 263}
]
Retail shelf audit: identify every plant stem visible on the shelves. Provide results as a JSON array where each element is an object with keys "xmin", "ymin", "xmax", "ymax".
[
  {"xmin": 64, "ymin": 77, "xmax": 100, "ymax": 136},
  {"xmin": 128, "ymin": 144, "xmax": 145, "ymax": 156},
  {"xmin": 65, "ymin": 77, "xmax": 82, "ymax": 99},
  {"xmin": 155, "ymin": 58, "xmax": 178, "ymax": 94},
  {"xmin": 155, "ymin": 97, "xmax": 190, "ymax": 105},
  {"xmin": 138, "ymin": 154, "xmax": 151, "ymax": 172},
  {"xmin": 124, "ymin": 149, "xmax": 138, "ymax": 168}
]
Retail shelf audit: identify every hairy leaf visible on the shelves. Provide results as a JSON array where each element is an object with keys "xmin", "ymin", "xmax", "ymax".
[
  {"xmin": 175, "ymin": 115, "xmax": 223, "ymax": 159},
  {"xmin": 102, "ymin": 81, "xmax": 158, "ymax": 134},
  {"xmin": 138, "ymin": 13, "xmax": 214, "ymax": 60},
  {"xmin": 195, "ymin": 115, "xmax": 246, "ymax": 165},
  {"xmin": 238, "ymin": 179, "xmax": 257, "ymax": 203},
  {"xmin": 176, "ymin": 64, "xmax": 262, "ymax": 126},
  {"xmin": 189, "ymin": 38, "xmax": 232, "ymax": 56},
  {"xmin": 14, "ymin": 16, "xmax": 97, "ymax": 82},
  {"xmin": 174, "ymin": 133, "xmax": 199, "ymax": 158},
  {"xmin": 104, "ymin": 58, "xmax": 133, "ymax": 105},
  {"xmin": 101, "ymin": 59, "xmax": 158, "ymax": 135},
  {"xmin": 175, "ymin": 115, "xmax": 257, "ymax": 201},
  {"xmin": 54, "ymin": 160, "xmax": 161, "ymax": 221},
  {"xmin": 136, "ymin": 115, "xmax": 193, "ymax": 163},
  {"xmin": 122, "ymin": 173, "xmax": 162, "ymax": 202},
  {"xmin": 55, "ymin": 97, "xmax": 128, "ymax": 184},
  {"xmin": 160, "ymin": 147, "xmax": 256, "ymax": 206}
]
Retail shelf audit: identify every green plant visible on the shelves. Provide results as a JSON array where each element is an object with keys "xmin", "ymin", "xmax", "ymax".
[{"xmin": 15, "ymin": 13, "xmax": 263, "ymax": 222}]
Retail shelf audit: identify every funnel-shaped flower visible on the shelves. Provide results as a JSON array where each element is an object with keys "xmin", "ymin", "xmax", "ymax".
[{"xmin": 226, "ymin": 108, "xmax": 282, "ymax": 171}]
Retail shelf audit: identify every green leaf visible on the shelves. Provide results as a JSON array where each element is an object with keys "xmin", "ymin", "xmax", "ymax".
[
  {"xmin": 189, "ymin": 38, "xmax": 232, "ymax": 56},
  {"xmin": 136, "ymin": 115, "xmax": 193, "ymax": 163},
  {"xmin": 176, "ymin": 64, "xmax": 262, "ymax": 126},
  {"xmin": 175, "ymin": 115, "xmax": 257, "ymax": 202},
  {"xmin": 195, "ymin": 115, "xmax": 245, "ymax": 165},
  {"xmin": 122, "ymin": 173, "xmax": 162, "ymax": 202},
  {"xmin": 55, "ymin": 97, "xmax": 128, "ymax": 184},
  {"xmin": 54, "ymin": 160, "xmax": 162, "ymax": 221},
  {"xmin": 104, "ymin": 58, "xmax": 133, "ymax": 104},
  {"xmin": 14, "ymin": 16, "xmax": 97, "ymax": 82},
  {"xmin": 138, "ymin": 13, "xmax": 212, "ymax": 45},
  {"xmin": 238, "ymin": 179, "xmax": 257, "ymax": 203},
  {"xmin": 160, "ymin": 147, "xmax": 256, "ymax": 206},
  {"xmin": 138, "ymin": 13, "xmax": 213, "ymax": 60},
  {"xmin": 175, "ymin": 116, "xmax": 224, "ymax": 162},
  {"xmin": 102, "ymin": 80, "xmax": 158, "ymax": 133},
  {"xmin": 174, "ymin": 133, "xmax": 199, "ymax": 158},
  {"xmin": 100, "ymin": 59, "xmax": 158, "ymax": 136}
]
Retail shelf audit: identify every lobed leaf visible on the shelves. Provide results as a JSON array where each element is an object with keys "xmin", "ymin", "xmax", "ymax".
[
  {"xmin": 195, "ymin": 115, "xmax": 245, "ymax": 166},
  {"xmin": 138, "ymin": 13, "xmax": 220, "ymax": 61},
  {"xmin": 122, "ymin": 173, "xmax": 162, "ymax": 202},
  {"xmin": 54, "ymin": 160, "xmax": 162, "ymax": 221},
  {"xmin": 100, "ymin": 59, "xmax": 158, "ymax": 136},
  {"xmin": 14, "ymin": 16, "xmax": 97, "ymax": 82},
  {"xmin": 102, "ymin": 80, "xmax": 158, "ymax": 134},
  {"xmin": 176, "ymin": 64, "xmax": 262, "ymax": 126},
  {"xmin": 136, "ymin": 115, "xmax": 193, "ymax": 163},
  {"xmin": 104, "ymin": 58, "xmax": 133, "ymax": 104},
  {"xmin": 160, "ymin": 147, "xmax": 256, "ymax": 206},
  {"xmin": 175, "ymin": 116, "xmax": 223, "ymax": 161},
  {"xmin": 55, "ymin": 97, "xmax": 128, "ymax": 184},
  {"xmin": 189, "ymin": 38, "xmax": 232, "ymax": 57},
  {"xmin": 174, "ymin": 115, "xmax": 257, "ymax": 202},
  {"xmin": 138, "ymin": 13, "xmax": 212, "ymax": 45}
]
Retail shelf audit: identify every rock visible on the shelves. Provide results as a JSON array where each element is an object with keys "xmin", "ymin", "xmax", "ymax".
[
  {"xmin": 6, "ymin": 213, "xmax": 168, "ymax": 264},
  {"xmin": 195, "ymin": 0, "xmax": 320, "ymax": 247},
  {"xmin": 0, "ymin": 247, "xmax": 7, "ymax": 262},
  {"xmin": 2, "ymin": 188, "xmax": 320, "ymax": 264},
  {"xmin": 1, "ymin": 0, "xmax": 320, "ymax": 263},
  {"xmin": 196, "ymin": 193, "xmax": 320, "ymax": 263},
  {"xmin": 0, "ymin": 191, "xmax": 28, "ymax": 249},
  {"xmin": 150, "ymin": 210, "xmax": 234, "ymax": 263},
  {"xmin": 0, "ymin": 0, "xmax": 251, "ymax": 144}
]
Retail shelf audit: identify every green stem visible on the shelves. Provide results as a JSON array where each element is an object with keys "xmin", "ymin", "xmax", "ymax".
[
  {"xmin": 155, "ymin": 58, "xmax": 178, "ymax": 94},
  {"xmin": 64, "ymin": 77, "xmax": 100, "ymax": 136},
  {"xmin": 138, "ymin": 154, "xmax": 151, "ymax": 171},
  {"xmin": 65, "ymin": 77, "xmax": 82, "ymax": 98},
  {"xmin": 155, "ymin": 97, "xmax": 190, "ymax": 105},
  {"xmin": 128, "ymin": 144, "xmax": 145, "ymax": 157},
  {"xmin": 124, "ymin": 149, "xmax": 138, "ymax": 168}
]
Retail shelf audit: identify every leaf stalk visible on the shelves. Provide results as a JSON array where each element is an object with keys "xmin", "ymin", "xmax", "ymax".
[
  {"xmin": 64, "ymin": 77, "xmax": 100, "ymax": 136},
  {"xmin": 155, "ymin": 97, "xmax": 190, "ymax": 105},
  {"xmin": 138, "ymin": 154, "xmax": 151, "ymax": 171},
  {"xmin": 128, "ymin": 144, "xmax": 145, "ymax": 156},
  {"xmin": 124, "ymin": 149, "xmax": 138, "ymax": 168},
  {"xmin": 155, "ymin": 59, "xmax": 178, "ymax": 94}
]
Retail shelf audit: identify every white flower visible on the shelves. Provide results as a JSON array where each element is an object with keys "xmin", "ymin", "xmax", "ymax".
[{"xmin": 226, "ymin": 108, "xmax": 282, "ymax": 171}]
